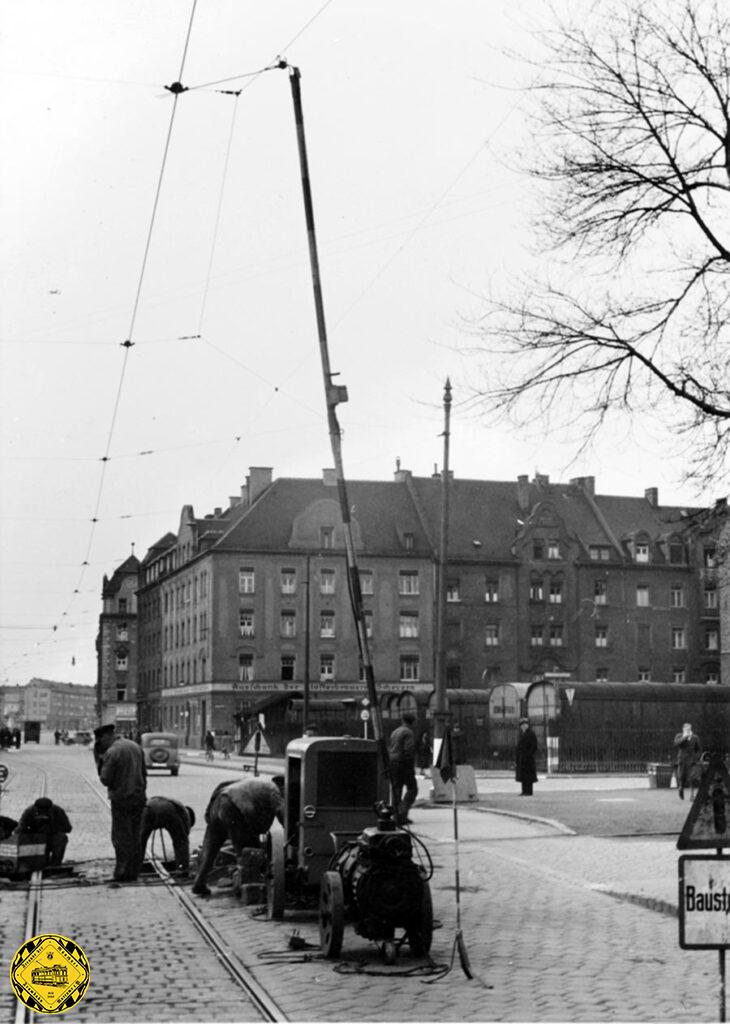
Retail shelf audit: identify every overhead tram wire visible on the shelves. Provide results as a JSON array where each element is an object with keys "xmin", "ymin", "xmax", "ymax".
[{"xmin": 13, "ymin": 1, "xmax": 201, "ymax": 678}]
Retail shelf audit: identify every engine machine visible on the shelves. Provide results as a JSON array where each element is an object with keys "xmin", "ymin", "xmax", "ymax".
[
  {"xmin": 0, "ymin": 833, "xmax": 48, "ymax": 878},
  {"xmin": 319, "ymin": 803, "xmax": 433, "ymax": 962}
]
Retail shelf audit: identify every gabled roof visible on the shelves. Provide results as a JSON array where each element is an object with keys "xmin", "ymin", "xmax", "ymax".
[{"xmin": 212, "ymin": 477, "xmax": 432, "ymax": 555}]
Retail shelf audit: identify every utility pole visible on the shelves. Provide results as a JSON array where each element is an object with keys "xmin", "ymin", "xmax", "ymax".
[
  {"xmin": 303, "ymin": 553, "xmax": 311, "ymax": 732},
  {"xmin": 433, "ymin": 378, "xmax": 452, "ymax": 743}
]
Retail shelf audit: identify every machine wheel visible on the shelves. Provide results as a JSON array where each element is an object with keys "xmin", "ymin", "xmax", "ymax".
[
  {"xmin": 319, "ymin": 871, "xmax": 345, "ymax": 958},
  {"xmin": 170, "ymin": 767, "xmax": 179, "ymax": 776},
  {"xmin": 266, "ymin": 829, "xmax": 286, "ymax": 921},
  {"xmin": 407, "ymin": 880, "xmax": 433, "ymax": 957},
  {"xmin": 381, "ymin": 940, "xmax": 397, "ymax": 965}
]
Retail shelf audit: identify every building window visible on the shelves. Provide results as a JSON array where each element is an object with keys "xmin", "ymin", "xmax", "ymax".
[
  {"xmin": 281, "ymin": 569, "xmax": 297, "ymax": 594},
  {"xmin": 549, "ymin": 624, "xmax": 563, "ymax": 647},
  {"xmin": 116, "ymin": 687, "xmax": 126, "ymax": 702},
  {"xmin": 707, "ymin": 670, "xmax": 720, "ymax": 685},
  {"xmin": 530, "ymin": 625, "xmax": 543, "ymax": 647},
  {"xmin": 320, "ymin": 569, "xmax": 336, "ymax": 595},
  {"xmin": 280, "ymin": 611, "xmax": 296, "ymax": 638},
  {"xmin": 530, "ymin": 580, "xmax": 544, "ymax": 602},
  {"xmin": 549, "ymin": 581, "xmax": 563, "ymax": 604},
  {"xmin": 116, "ymin": 654, "xmax": 128, "ymax": 670},
  {"xmin": 484, "ymin": 579, "xmax": 499, "ymax": 603},
  {"xmin": 705, "ymin": 587, "xmax": 718, "ymax": 609},
  {"xmin": 239, "ymin": 568, "xmax": 255, "ymax": 594},
  {"xmin": 447, "ymin": 620, "xmax": 461, "ymax": 645},
  {"xmin": 593, "ymin": 579, "xmax": 607, "ymax": 605},
  {"xmin": 320, "ymin": 654, "xmax": 335, "ymax": 682},
  {"xmin": 636, "ymin": 585, "xmax": 650, "ymax": 607},
  {"xmin": 446, "ymin": 579, "xmax": 460, "ymax": 602},
  {"xmin": 635, "ymin": 543, "xmax": 650, "ymax": 563},
  {"xmin": 118, "ymin": 598, "xmax": 127, "ymax": 613},
  {"xmin": 239, "ymin": 610, "xmax": 255, "ymax": 637},
  {"xmin": 238, "ymin": 653, "xmax": 254, "ymax": 681},
  {"xmin": 399, "ymin": 612, "xmax": 419, "ymax": 638},
  {"xmin": 533, "ymin": 540, "xmax": 544, "ymax": 560},
  {"xmin": 399, "ymin": 571, "xmax": 420, "ymax": 596},
  {"xmin": 403, "ymin": 532, "xmax": 414, "ymax": 551},
  {"xmin": 400, "ymin": 655, "xmax": 420, "ymax": 682},
  {"xmin": 485, "ymin": 625, "xmax": 500, "ymax": 647},
  {"xmin": 706, "ymin": 627, "xmax": 719, "ymax": 651},
  {"xmin": 116, "ymin": 623, "xmax": 128, "ymax": 641},
  {"xmin": 320, "ymin": 526, "xmax": 334, "ymax": 549},
  {"xmin": 704, "ymin": 546, "xmax": 717, "ymax": 568},
  {"xmin": 446, "ymin": 664, "xmax": 462, "ymax": 687},
  {"xmin": 320, "ymin": 612, "xmax": 335, "ymax": 638},
  {"xmin": 595, "ymin": 626, "xmax": 608, "ymax": 648},
  {"xmin": 673, "ymin": 668, "xmax": 686, "ymax": 684},
  {"xmin": 671, "ymin": 585, "xmax": 685, "ymax": 608},
  {"xmin": 638, "ymin": 669, "xmax": 651, "ymax": 683},
  {"xmin": 669, "ymin": 542, "xmax": 686, "ymax": 564},
  {"xmin": 637, "ymin": 622, "xmax": 651, "ymax": 648},
  {"xmin": 364, "ymin": 611, "xmax": 373, "ymax": 638},
  {"xmin": 547, "ymin": 541, "xmax": 560, "ymax": 560},
  {"xmin": 672, "ymin": 627, "xmax": 686, "ymax": 650},
  {"xmin": 589, "ymin": 545, "xmax": 611, "ymax": 561},
  {"xmin": 360, "ymin": 571, "xmax": 373, "ymax": 595},
  {"xmin": 281, "ymin": 656, "xmax": 295, "ymax": 681}
]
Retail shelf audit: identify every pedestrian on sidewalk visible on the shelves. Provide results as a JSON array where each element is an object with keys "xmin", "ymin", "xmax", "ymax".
[
  {"xmin": 220, "ymin": 731, "xmax": 232, "ymax": 760},
  {"xmin": 95, "ymin": 724, "xmax": 147, "ymax": 882},
  {"xmin": 16, "ymin": 797, "xmax": 72, "ymax": 866},
  {"xmin": 515, "ymin": 717, "xmax": 538, "ymax": 796},
  {"xmin": 204, "ymin": 730, "xmax": 216, "ymax": 762},
  {"xmin": 192, "ymin": 776, "xmax": 284, "ymax": 896},
  {"xmin": 674, "ymin": 722, "xmax": 702, "ymax": 800},
  {"xmin": 388, "ymin": 711, "xmax": 418, "ymax": 824},
  {"xmin": 140, "ymin": 796, "xmax": 195, "ymax": 873},
  {"xmin": 417, "ymin": 729, "xmax": 432, "ymax": 777}
]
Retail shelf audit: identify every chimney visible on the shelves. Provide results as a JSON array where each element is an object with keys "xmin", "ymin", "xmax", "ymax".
[
  {"xmin": 570, "ymin": 476, "xmax": 596, "ymax": 497},
  {"xmin": 534, "ymin": 473, "xmax": 549, "ymax": 488},
  {"xmin": 644, "ymin": 487, "xmax": 658, "ymax": 508},
  {"xmin": 214, "ymin": 507, "xmax": 222, "ymax": 517},
  {"xmin": 322, "ymin": 468, "xmax": 337, "ymax": 487},
  {"xmin": 394, "ymin": 464, "xmax": 411, "ymax": 483},
  {"xmin": 229, "ymin": 496, "xmax": 239, "ymax": 509},
  {"xmin": 247, "ymin": 467, "xmax": 273, "ymax": 502},
  {"xmin": 240, "ymin": 483, "xmax": 249, "ymax": 506},
  {"xmin": 517, "ymin": 474, "xmax": 530, "ymax": 512}
]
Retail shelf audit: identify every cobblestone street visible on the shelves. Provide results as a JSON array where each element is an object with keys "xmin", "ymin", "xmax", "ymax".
[{"xmin": 0, "ymin": 745, "xmax": 723, "ymax": 1022}]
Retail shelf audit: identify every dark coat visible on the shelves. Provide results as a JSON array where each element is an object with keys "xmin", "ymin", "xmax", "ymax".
[
  {"xmin": 515, "ymin": 727, "xmax": 538, "ymax": 785},
  {"xmin": 674, "ymin": 731, "xmax": 702, "ymax": 787}
]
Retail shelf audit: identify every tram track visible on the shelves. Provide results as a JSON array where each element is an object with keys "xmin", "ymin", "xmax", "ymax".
[{"xmin": 11, "ymin": 758, "xmax": 287, "ymax": 1023}]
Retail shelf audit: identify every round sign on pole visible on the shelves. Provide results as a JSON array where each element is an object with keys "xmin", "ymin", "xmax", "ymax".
[
  {"xmin": 360, "ymin": 709, "xmax": 370, "ymax": 721},
  {"xmin": 0, "ymin": 764, "xmax": 8, "ymax": 783}
]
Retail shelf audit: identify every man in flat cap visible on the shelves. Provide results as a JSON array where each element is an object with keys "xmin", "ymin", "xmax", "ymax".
[
  {"xmin": 94, "ymin": 723, "xmax": 147, "ymax": 882},
  {"xmin": 16, "ymin": 797, "xmax": 72, "ymax": 866}
]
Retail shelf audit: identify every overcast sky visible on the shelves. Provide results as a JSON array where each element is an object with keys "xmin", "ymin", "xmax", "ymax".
[{"xmin": 0, "ymin": 0, "xmax": 719, "ymax": 690}]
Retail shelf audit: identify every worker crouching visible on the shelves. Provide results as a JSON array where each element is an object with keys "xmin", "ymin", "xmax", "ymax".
[
  {"xmin": 192, "ymin": 776, "xmax": 284, "ymax": 897},
  {"xmin": 140, "ymin": 796, "xmax": 195, "ymax": 873},
  {"xmin": 16, "ymin": 797, "xmax": 72, "ymax": 866}
]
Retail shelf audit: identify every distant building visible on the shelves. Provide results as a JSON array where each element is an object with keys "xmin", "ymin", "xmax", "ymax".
[
  {"xmin": 0, "ymin": 679, "xmax": 96, "ymax": 732},
  {"xmin": 95, "ymin": 554, "xmax": 140, "ymax": 730},
  {"xmin": 103, "ymin": 465, "xmax": 728, "ymax": 748}
]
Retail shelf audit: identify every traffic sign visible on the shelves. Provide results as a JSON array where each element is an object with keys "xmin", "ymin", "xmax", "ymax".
[
  {"xmin": 0, "ymin": 764, "xmax": 8, "ymax": 783},
  {"xmin": 360, "ymin": 709, "xmax": 370, "ymax": 721},
  {"xmin": 677, "ymin": 755, "xmax": 730, "ymax": 850},
  {"xmin": 243, "ymin": 729, "xmax": 270, "ymax": 755},
  {"xmin": 679, "ymin": 855, "xmax": 730, "ymax": 948}
]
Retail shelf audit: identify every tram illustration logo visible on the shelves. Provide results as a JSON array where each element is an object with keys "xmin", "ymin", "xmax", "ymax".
[{"xmin": 10, "ymin": 933, "xmax": 90, "ymax": 1014}]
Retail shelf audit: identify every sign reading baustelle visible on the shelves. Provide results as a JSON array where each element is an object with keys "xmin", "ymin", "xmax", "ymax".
[{"xmin": 679, "ymin": 855, "xmax": 730, "ymax": 948}]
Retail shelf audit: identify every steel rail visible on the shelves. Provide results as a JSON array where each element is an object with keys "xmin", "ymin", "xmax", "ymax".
[
  {"xmin": 21, "ymin": 760, "xmax": 286, "ymax": 1022},
  {"xmin": 13, "ymin": 762, "xmax": 48, "ymax": 1024}
]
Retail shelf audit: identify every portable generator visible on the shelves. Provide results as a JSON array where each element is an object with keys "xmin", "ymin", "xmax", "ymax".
[{"xmin": 319, "ymin": 803, "xmax": 433, "ymax": 962}]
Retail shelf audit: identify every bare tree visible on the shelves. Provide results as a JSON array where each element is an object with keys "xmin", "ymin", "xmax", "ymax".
[{"xmin": 468, "ymin": 0, "xmax": 730, "ymax": 488}]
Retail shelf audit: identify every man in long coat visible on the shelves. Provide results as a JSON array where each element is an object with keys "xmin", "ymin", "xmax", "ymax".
[
  {"xmin": 674, "ymin": 722, "xmax": 702, "ymax": 800},
  {"xmin": 515, "ymin": 717, "xmax": 538, "ymax": 796}
]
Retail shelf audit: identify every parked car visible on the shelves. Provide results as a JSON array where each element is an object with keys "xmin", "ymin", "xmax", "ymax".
[{"xmin": 140, "ymin": 732, "xmax": 180, "ymax": 776}]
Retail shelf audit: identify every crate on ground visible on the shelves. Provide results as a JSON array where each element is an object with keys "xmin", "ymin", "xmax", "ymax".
[{"xmin": 647, "ymin": 762, "xmax": 674, "ymax": 789}]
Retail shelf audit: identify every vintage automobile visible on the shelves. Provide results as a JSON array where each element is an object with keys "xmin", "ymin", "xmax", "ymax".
[
  {"xmin": 263, "ymin": 734, "xmax": 434, "ymax": 961},
  {"xmin": 140, "ymin": 732, "xmax": 180, "ymax": 776}
]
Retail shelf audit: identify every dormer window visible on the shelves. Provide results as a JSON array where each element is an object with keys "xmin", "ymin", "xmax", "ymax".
[
  {"xmin": 635, "ymin": 543, "xmax": 650, "ymax": 563},
  {"xmin": 547, "ymin": 541, "xmax": 560, "ymax": 560},
  {"xmin": 320, "ymin": 527, "xmax": 334, "ymax": 549},
  {"xmin": 403, "ymin": 532, "xmax": 414, "ymax": 551}
]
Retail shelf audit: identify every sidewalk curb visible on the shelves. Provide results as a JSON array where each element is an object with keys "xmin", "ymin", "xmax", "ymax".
[
  {"xmin": 473, "ymin": 802, "xmax": 577, "ymax": 836},
  {"xmin": 596, "ymin": 886, "xmax": 678, "ymax": 918}
]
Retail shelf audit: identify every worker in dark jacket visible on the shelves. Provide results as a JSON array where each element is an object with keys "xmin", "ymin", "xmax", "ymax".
[
  {"xmin": 140, "ymin": 796, "xmax": 195, "ymax": 872},
  {"xmin": 192, "ymin": 776, "xmax": 284, "ymax": 896},
  {"xmin": 515, "ymin": 717, "xmax": 538, "ymax": 796},
  {"xmin": 95, "ymin": 724, "xmax": 147, "ymax": 882},
  {"xmin": 388, "ymin": 711, "xmax": 418, "ymax": 825},
  {"xmin": 17, "ymin": 797, "xmax": 72, "ymax": 865}
]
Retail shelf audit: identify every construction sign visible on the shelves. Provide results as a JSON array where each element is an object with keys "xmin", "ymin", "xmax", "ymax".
[
  {"xmin": 677, "ymin": 755, "xmax": 730, "ymax": 850},
  {"xmin": 243, "ymin": 728, "xmax": 270, "ymax": 756}
]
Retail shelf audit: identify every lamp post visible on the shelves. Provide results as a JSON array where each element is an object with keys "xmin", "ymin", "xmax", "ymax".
[{"xmin": 433, "ymin": 378, "xmax": 452, "ymax": 745}]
